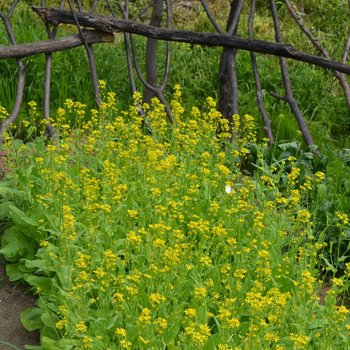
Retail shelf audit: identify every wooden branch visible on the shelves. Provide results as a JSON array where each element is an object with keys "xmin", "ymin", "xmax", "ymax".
[
  {"xmin": 32, "ymin": 6, "xmax": 350, "ymax": 75},
  {"xmin": 199, "ymin": 0, "xmax": 224, "ymax": 34},
  {"xmin": 0, "ymin": 1, "xmax": 26, "ymax": 143},
  {"xmin": 285, "ymin": 0, "xmax": 350, "ymax": 109},
  {"xmin": 68, "ymin": 0, "xmax": 101, "ymax": 106},
  {"xmin": 270, "ymin": 0, "xmax": 314, "ymax": 147},
  {"xmin": 0, "ymin": 30, "xmax": 114, "ymax": 59},
  {"xmin": 249, "ymin": 0, "xmax": 273, "ymax": 144}
]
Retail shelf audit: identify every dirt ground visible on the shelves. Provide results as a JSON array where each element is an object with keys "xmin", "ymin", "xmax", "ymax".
[{"xmin": 0, "ymin": 258, "xmax": 40, "ymax": 350}]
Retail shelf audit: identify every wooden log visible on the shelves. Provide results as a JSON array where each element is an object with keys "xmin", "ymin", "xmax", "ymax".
[
  {"xmin": 32, "ymin": 6, "xmax": 350, "ymax": 75},
  {"xmin": 0, "ymin": 30, "xmax": 114, "ymax": 59}
]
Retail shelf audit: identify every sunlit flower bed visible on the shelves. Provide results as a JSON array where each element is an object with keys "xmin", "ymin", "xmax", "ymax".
[{"xmin": 1, "ymin": 86, "xmax": 350, "ymax": 349}]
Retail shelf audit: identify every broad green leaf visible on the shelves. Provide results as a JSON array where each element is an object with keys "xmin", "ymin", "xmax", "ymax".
[
  {"xmin": 40, "ymin": 336, "xmax": 80, "ymax": 349},
  {"xmin": 6, "ymin": 262, "xmax": 24, "ymax": 281},
  {"xmin": 41, "ymin": 326, "xmax": 59, "ymax": 341},
  {"xmin": 0, "ymin": 226, "xmax": 37, "ymax": 261},
  {"xmin": 20, "ymin": 308, "xmax": 43, "ymax": 331},
  {"xmin": 24, "ymin": 275, "xmax": 52, "ymax": 294},
  {"xmin": 25, "ymin": 259, "xmax": 55, "ymax": 273},
  {"xmin": 164, "ymin": 323, "xmax": 180, "ymax": 343},
  {"xmin": 0, "ymin": 181, "xmax": 25, "ymax": 198},
  {"xmin": 41, "ymin": 312, "xmax": 58, "ymax": 329},
  {"xmin": 278, "ymin": 141, "xmax": 298, "ymax": 151},
  {"xmin": 8, "ymin": 205, "xmax": 38, "ymax": 227}
]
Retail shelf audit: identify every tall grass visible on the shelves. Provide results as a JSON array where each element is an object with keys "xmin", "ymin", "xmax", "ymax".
[{"xmin": 0, "ymin": 1, "xmax": 349, "ymax": 147}]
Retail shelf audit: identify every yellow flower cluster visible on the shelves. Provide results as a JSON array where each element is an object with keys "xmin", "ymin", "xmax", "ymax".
[{"xmin": 7, "ymin": 86, "xmax": 349, "ymax": 349}]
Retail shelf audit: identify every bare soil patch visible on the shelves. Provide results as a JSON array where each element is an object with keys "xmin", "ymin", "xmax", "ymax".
[{"xmin": 0, "ymin": 258, "xmax": 40, "ymax": 350}]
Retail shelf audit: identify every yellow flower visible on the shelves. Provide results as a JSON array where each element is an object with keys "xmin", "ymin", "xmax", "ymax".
[
  {"xmin": 297, "ymin": 209, "xmax": 311, "ymax": 224},
  {"xmin": 55, "ymin": 319, "xmax": 68, "ymax": 330},
  {"xmin": 315, "ymin": 171, "xmax": 325, "ymax": 181},
  {"xmin": 194, "ymin": 287, "xmax": 207, "ymax": 299},
  {"xmin": 98, "ymin": 80, "xmax": 106, "ymax": 89},
  {"xmin": 127, "ymin": 209, "xmax": 138, "ymax": 219},
  {"xmin": 154, "ymin": 317, "xmax": 167, "ymax": 332},
  {"xmin": 76, "ymin": 321, "xmax": 87, "ymax": 333},
  {"xmin": 184, "ymin": 308, "xmax": 197, "ymax": 318},
  {"xmin": 138, "ymin": 308, "xmax": 152, "ymax": 324},
  {"xmin": 149, "ymin": 293, "xmax": 166, "ymax": 305},
  {"xmin": 290, "ymin": 333, "xmax": 310, "ymax": 349}
]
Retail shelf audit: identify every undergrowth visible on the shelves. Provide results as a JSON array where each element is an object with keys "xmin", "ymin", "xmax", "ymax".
[
  {"xmin": 0, "ymin": 1, "xmax": 349, "ymax": 147},
  {"xmin": 0, "ymin": 87, "xmax": 349, "ymax": 349}
]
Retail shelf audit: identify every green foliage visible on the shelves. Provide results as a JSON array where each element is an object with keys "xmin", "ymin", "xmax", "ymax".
[
  {"xmin": 0, "ymin": 93, "xmax": 350, "ymax": 349},
  {"xmin": 1, "ymin": 1, "xmax": 349, "ymax": 147}
]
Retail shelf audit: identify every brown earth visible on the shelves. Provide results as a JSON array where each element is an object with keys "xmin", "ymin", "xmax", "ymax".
[{"xmin": 0, "ymin": 258, "xmax": 40, "ymax": 350}]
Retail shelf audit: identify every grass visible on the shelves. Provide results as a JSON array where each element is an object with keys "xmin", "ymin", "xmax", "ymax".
[
  {"xmin": 0, "ymin": 1, "xmax": 349, "ymax": 147},
  {"xmin": 0, "ymin": 90, "xmax": 350, "ymax": 349}
]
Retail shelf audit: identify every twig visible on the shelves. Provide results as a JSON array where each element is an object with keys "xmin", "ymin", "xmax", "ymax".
[
  {"xmin": 68, "ymin": 0, "xmax": 101, "ymax": 106},
  {"xmin": 41, "ymin": 0, "xmax": 65, "ymax": 139},
  {"xmin": 218, "ymin": 0, "xmax": 243, "ymax": 120},
  {"xmin": 160, "ymin": 0, "xmax": 171, "ymax": 92},
  {"xmin": 129, "ymin": 32, "xmax": 173, "ymax": 123},
  {"xmin": 227, "ymin": 0, "xmax": 243, "ymax": 36},
  {"xmin": 342, "ymin": 30, "xmax": 350, "ymax": 64},
  {"xmin": 249, "ymin": 0, "xmax": 274, "ymax": 143},
  {"xmin": 270, "ymin": 0, "xmax": 314, "ymax": 147},
  {"xmin": 115, "ymin": 0, "xmax": 142, "ymax": 115},
  {"xmin": 285, "ymin": 0, "xmax": 350, "ymax": 108},
  {"xmin": 0, "ymin": 30, "xmax": 114, "ymax": 59},
  {"xmin": 32, "ymin": 7, "xmax": 350, "ymax": 75},
  {"xmin": 0, "ymin": 0, "xmax": 26, "ymax": 143},
  {"xmin": 199, "ymin": 0, "xmax": 223, "ymax": 34},
  {"xmin": 269, "ymin": 91, "xmax": 287, "ymax": 102}
]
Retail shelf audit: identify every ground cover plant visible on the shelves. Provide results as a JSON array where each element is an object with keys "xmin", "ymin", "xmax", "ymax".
[
  {"xmin": 0, "ymin": 1, "xmax": 349, "ymax": 146},
  {"xmin": 0, "ymin": 87, "xmax": 350, "ymax": 349}
]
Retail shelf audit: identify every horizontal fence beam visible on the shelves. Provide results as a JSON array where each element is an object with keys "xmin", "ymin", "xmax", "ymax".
[
  {"xmin": 32, "ymin": 6, "xmax": 350, "ymax": 75},
  {"xmin": 0, "ymin": 30, "xmax": 113, "ymax": 59}
]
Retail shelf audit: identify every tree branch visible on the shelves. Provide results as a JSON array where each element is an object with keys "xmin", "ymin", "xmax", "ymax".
[
  {"xmin": 0, "ymin": 30, "xmax": 114, "ymax": 59},
  {"xmin": 285, "ymin": 0, "xmax": 350, "ymax": 108},
  {"xmin": 0, "ymin": 1, "xmax": 26, "ymax": 143},
  {"xmin": 32, "ymin": 6, "xmax": 350, "ymax": 75},
  {"xmin": 270, "ymin": 0, "xmax": 314, "ymax": 146},
  {"xmin": 249, "ymin": 0, "xmax": 274, "ymax": 143}
]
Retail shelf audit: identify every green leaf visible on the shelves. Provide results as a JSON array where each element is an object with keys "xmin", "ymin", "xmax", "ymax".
[
  {"xmin": 20, "ymin": 308, "xmax": 43, "ymax": 331},
  {"xmin": 41, "ymin": 326, "xmax": 59, "ymax": 341},
  {"xmin": 40, "ymin": 336, "xmax": 79, "ymax": 349},
  {"xmin": 41, "ymin": 312, "xmax": 58, "ymax": 329},
  {"xmin": 0, "ymin": 340, "xmax": 23, "ymax": 350},
  {"xmin": 164, "ymin": 323, "xmax": 180, "ymax": 343},
  {"xmin": 278, "ymin": 141, "xmax": 298, "ymax": 151},
  {"xmin": 0, "ymin": 181, "xmax": 25, "ymax": 196},
  {"xmin": 321, "ymin": 256, "xmax": 337, "ymax": 273},
  {"xmin": 25, "ymin": 259, "xmax": 55, "ymax": 273},
  {"xmin": 106, "ymin": 314, "xmax": 119, "ymax": 329},
  {"xmin": 6, "ymin": 262, "xmax": 24, "ymax": 281},
  {"xmin": 24, "ymin": 275, "xmax": 52, "ymax": 294},
  {"xmin": 0, "ymin": 226, "xmax": 37, "ymax": 261},
  {"xmin": 8, "ymin": 205, "xmax": 38, "ymax": 227},
  {"xmin": 203, "ymin": 333, "xmax": 221, "ymax": 350}
]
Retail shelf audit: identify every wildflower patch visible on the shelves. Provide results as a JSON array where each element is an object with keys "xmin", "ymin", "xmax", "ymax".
[{"xmin": 0, "ymin": 90, "xmax": 349, "ymax": 349}]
